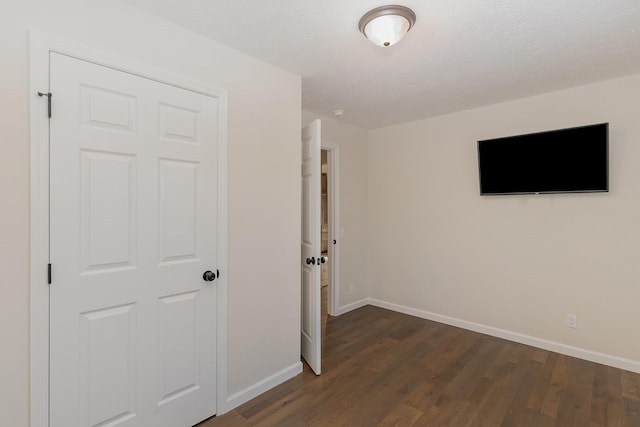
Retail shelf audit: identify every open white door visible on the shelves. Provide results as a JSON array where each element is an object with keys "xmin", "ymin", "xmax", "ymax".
[
  {"xmin": 49, "ymin": 52, "xmax": 220, "ymax": 427},
  {"xmin": 301, "ymin": 119, "xmax": 322, "ymax": 375}
]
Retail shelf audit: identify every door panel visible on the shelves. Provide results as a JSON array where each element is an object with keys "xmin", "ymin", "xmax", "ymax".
[
  {"xmin": 301, "ymin": 119, "xmax": 321, "ymax": 375},
  {"xmin": 157, "ymin": 291, "xmax": 199, "ymax": 405},
  {"xmin": 159, "ymin": 103, "xmax": 200, "ymax": 143},
  {"xmin": 158, "ymin": 159, "xmax": 199, "ymax": 263},
  {"xmin": 49, "ymin": 52, "xmax": 219, "ymax": 427},
  {"xmin": 80, "ymin": 304, "xmax": 137, "ymax": 426},
  {"xmin": 81, "ymin": 151, "xmax": 136, "ymax": 272},
  {"xmin": 81, "ymin": 85, "xmax": 137, "ymax": 133}
]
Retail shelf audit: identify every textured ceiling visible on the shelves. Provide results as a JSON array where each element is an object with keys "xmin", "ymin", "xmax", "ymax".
[{"xmin": 123, "ymin": 0, "xmax": 640, "ymax": 129}]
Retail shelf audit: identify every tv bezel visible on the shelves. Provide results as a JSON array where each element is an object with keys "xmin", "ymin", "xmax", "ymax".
[{"xmin": 477, "ymin": 123, "xmax": 609, "ymax": 196}]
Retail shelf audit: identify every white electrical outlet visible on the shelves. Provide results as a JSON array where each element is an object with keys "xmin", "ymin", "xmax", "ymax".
[
  {"xmin": 349, "ymin": 284, "xmax": 355, "ymax": 295},
  {"xmin": 566, "ymin": 314, "xmax": 577, "ymax": 329}
]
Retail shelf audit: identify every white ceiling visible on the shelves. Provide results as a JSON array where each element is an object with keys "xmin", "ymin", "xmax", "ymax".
[{"xmin": 124, "ymin": 0, "xmax": 640, "ymax": 129}]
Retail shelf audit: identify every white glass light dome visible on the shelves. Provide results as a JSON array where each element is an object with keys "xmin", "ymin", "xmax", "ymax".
[{"xmin": 359, "ymin": 5, "xmax": 416, "ymax": 47}]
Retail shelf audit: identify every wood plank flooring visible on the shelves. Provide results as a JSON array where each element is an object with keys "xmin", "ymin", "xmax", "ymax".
[{"xmin": 200, "ymin": 305, "xmax": 640, "ymax": 426}]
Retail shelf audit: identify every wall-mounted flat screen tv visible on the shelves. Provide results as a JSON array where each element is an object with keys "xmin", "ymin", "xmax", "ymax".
[{"xmin": 477, "ymin": 123, "xmax": 608, "ymax": 195}]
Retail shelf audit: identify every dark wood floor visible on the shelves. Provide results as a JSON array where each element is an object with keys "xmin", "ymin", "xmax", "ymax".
[{"xmin": 201, "ymin": 303, "xmax": 640, "ymax": 426}]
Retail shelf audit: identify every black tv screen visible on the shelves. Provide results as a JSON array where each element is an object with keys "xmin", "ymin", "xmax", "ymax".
[{"xmin": 477, "ymin": 123, "xmax": 608, "ymax": 195}]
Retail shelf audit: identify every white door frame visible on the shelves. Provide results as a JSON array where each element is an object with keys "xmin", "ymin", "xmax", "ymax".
[
  {"xmin": 320, "ymin": 142, "xmax": 340, "ymax": 317},
  {"xmin": 29, "ymin": 31, "xmax": 229, "ymax": 426}
]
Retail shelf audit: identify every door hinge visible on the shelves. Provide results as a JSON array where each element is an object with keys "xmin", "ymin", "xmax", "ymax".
[
  {"xmin": 37, "ymin": 92, "xmax": 52, "ymax": 118},
  {"xmin": 47, "ymin": 263, "xmax": 52, "ymax": 285}
]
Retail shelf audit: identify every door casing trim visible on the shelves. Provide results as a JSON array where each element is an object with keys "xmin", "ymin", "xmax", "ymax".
[{"xmin": 29, "ymin": 30, "xmax": 229, "ymax": 426}]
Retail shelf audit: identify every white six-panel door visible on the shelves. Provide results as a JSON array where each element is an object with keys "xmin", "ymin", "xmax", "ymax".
[
  {"xmin": 49, "ymin": 52, "xmax": 220, "ymax": 427},
  {"xmin": 301, "ymin": 120, "xmax": 321, "ymax": 375}
]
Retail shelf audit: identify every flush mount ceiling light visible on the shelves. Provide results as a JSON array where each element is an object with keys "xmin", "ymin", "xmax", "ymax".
[{"xmin": 358, "ymin": 5, "xmax": 416, "ymax": 47}]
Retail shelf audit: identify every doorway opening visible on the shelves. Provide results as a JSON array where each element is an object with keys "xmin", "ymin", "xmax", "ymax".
[
  {"xmin": 320, "ymin": 144, "xmax": 339, "ymax": 320},
  {"xmin": 300, "ymin": 120, "xmax": 339, "ymax": 375},
  {"xmin": 321, "ymin": 150, "xmax": 329, "ymax": 331}
]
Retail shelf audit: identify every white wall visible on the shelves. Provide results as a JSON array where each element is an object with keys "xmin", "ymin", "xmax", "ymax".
[
  {"xmin": 0, "ymin": 1, "xmax": 301, "ymax": 425},
  {"xmin": 302, "ymin": 112, "xmax": 369, "ymax": 308},
  {"xmin": 368, "ymin": 74, "xmax": 640, "ymax": 366}
]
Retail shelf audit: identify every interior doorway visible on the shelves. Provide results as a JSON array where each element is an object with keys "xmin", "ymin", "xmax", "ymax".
[
  {"xmin": 320, "ymin": 144, "xmax": 339, "ymax": 319},
  {"xmin": 300, "ymin": 119, "xmax": 340, "ymax": 375},
  {"xmin": 321, "ymin": 150, "xmax": 329, "ymax": 330}
]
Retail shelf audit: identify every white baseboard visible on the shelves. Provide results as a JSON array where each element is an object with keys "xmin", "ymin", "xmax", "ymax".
[
  {"xmin": 367, "ymin": 298, "xmax": 640, "ymax": 374},
  {"xmin": 335, "ymin": 298, "xmax": 369, "ymax": 316},
  {"xmin": 225, "ymin": 361, "xmax": 303, "ymax": 412}
]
